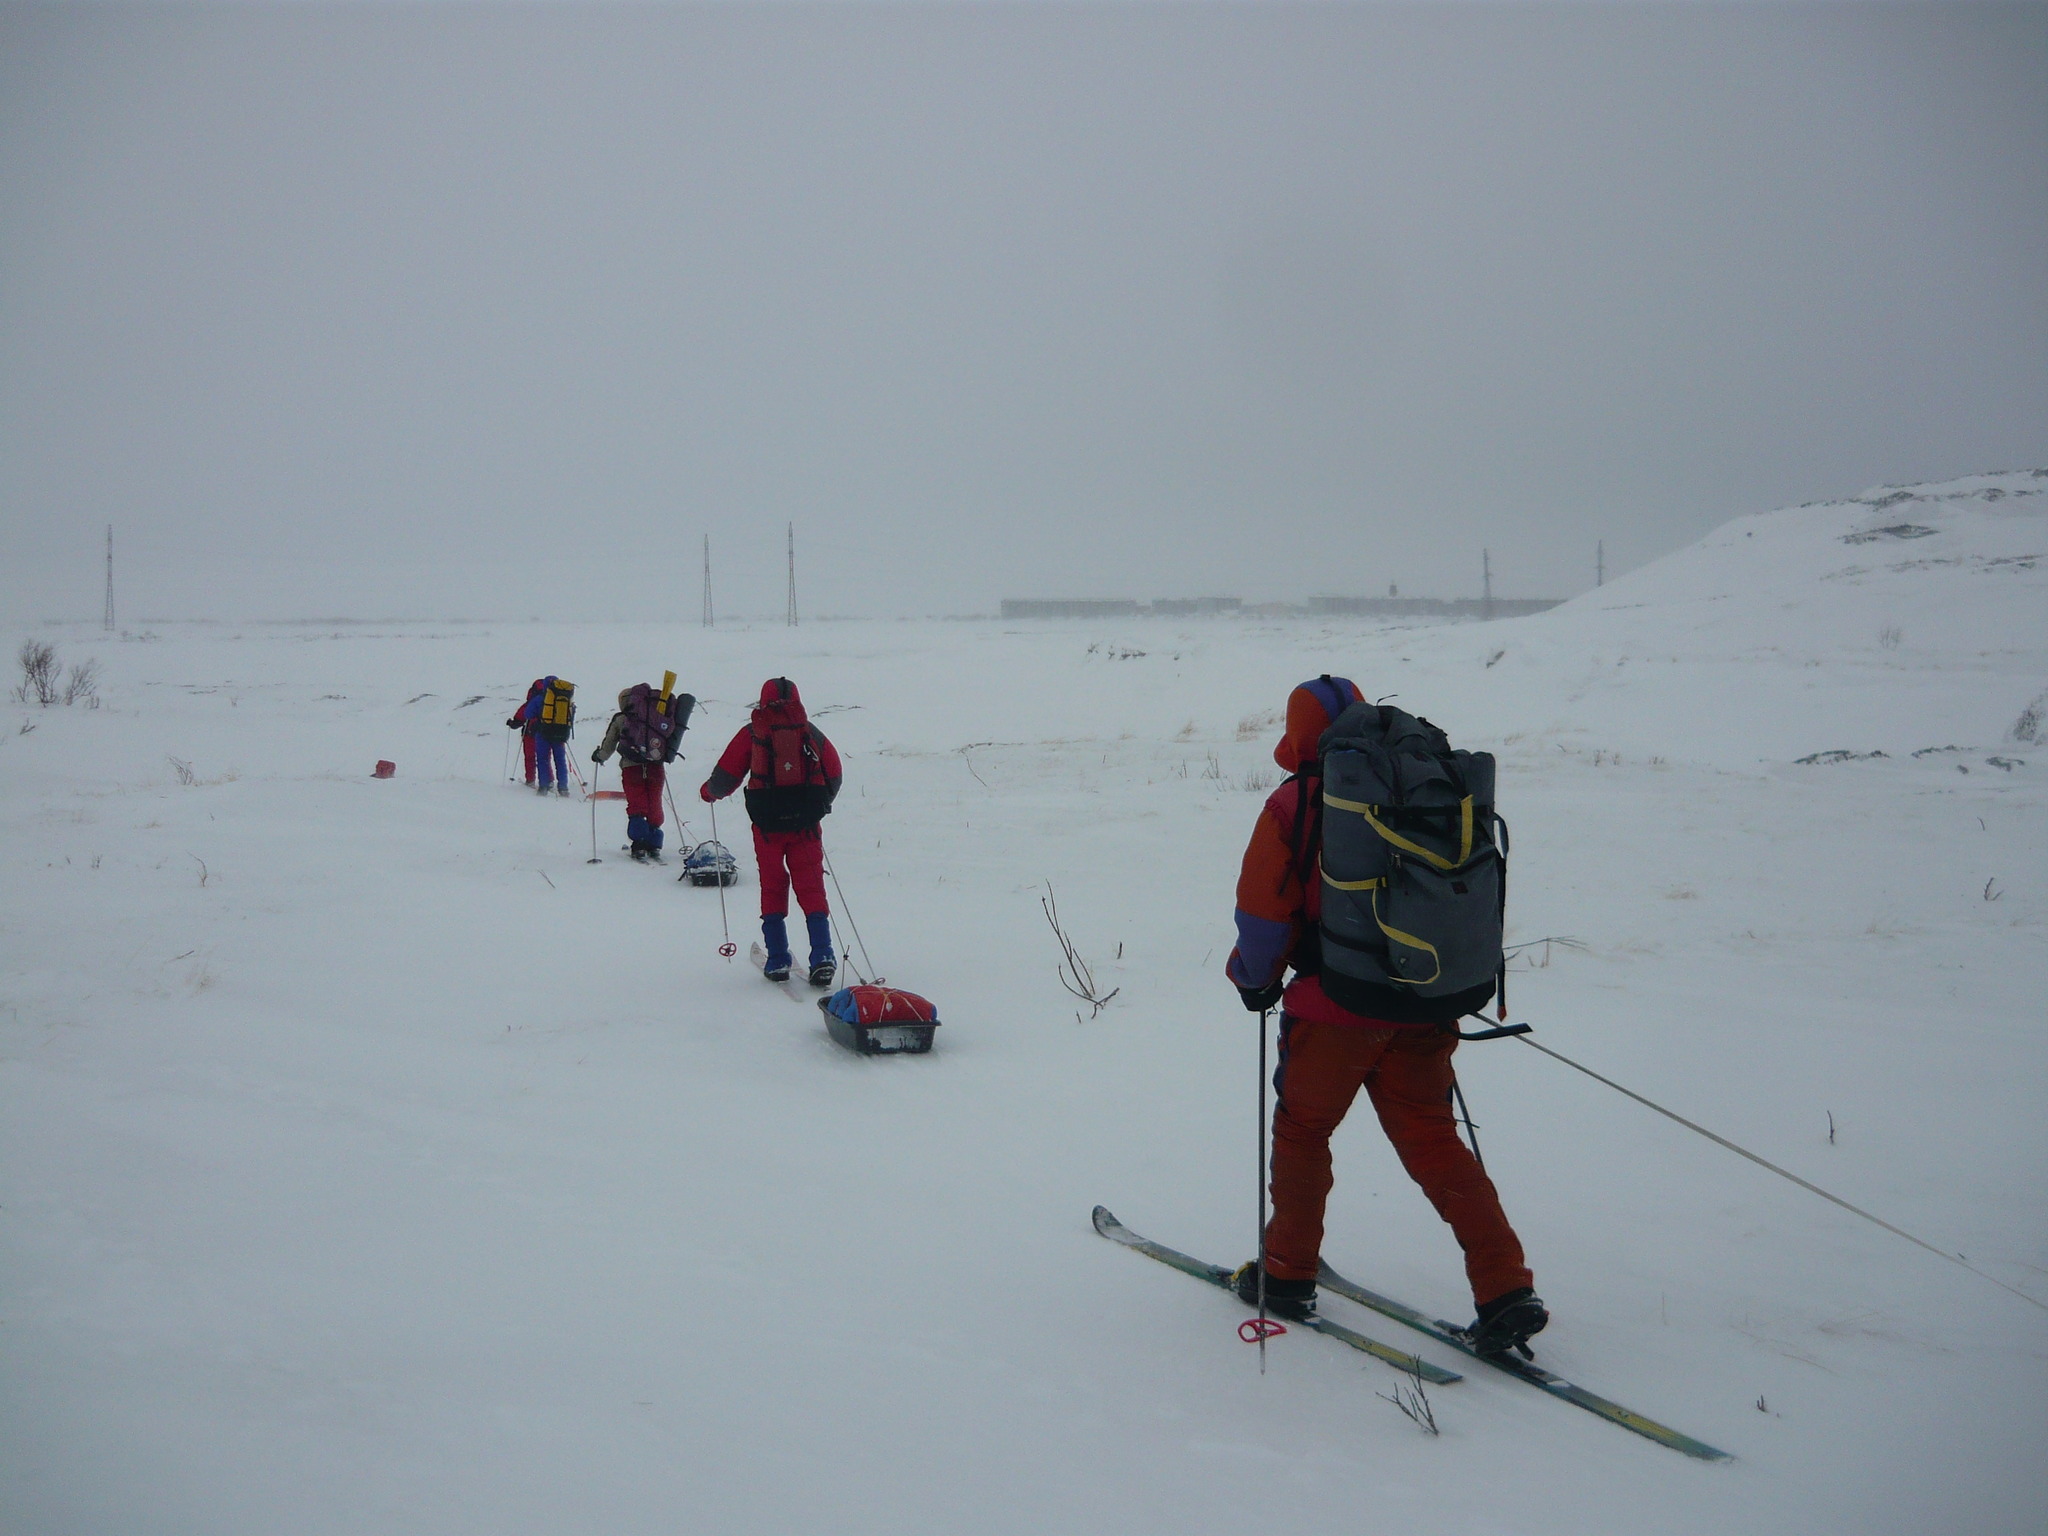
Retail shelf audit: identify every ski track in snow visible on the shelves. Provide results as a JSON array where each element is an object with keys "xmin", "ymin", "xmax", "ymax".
[{"xmin": 3, "ymin": 473, "xmax": 2046, "ymax": 1534}]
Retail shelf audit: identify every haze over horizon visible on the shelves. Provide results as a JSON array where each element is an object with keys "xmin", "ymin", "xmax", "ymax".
[{"xmin": 4, "ymin": 2, "xmax": 2044, "ymax": 625}]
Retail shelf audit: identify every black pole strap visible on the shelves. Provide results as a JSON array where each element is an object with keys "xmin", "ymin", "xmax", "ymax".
[{"xmin": 1458, "ymin": 1022, "xmax": 1533, "ymax": 1041}]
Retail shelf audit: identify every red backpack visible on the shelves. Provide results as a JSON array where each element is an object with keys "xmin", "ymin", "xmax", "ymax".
[
  {"xmin": 748, "ymin": 678, "xmax": 827, "ymax": 789},
  {"xmin": 751, "ymin": 722, "xmax": 825, "ymax": 788}
]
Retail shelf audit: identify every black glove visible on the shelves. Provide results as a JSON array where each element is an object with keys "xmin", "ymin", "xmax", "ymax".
[
  {"xmin": 1238, "ymin": 977, "xmax": 1286, "ymax": 1013},
  {"xmin": 590, "ymin": 749, "xmax": 606, "ymax": 764},
  {"xmin": 506, "ymin": 718, "xmax": 521, "ymax": 730}
]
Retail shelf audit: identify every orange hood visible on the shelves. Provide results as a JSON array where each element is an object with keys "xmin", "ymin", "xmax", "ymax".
[{"xmin": 1275, "ymin": 675, "xmax": 1363, "ymax": 772}]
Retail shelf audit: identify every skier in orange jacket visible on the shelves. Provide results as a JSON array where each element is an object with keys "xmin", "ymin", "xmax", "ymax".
[{"xmin": 1224, "ymin": 675, "xmax": 1545, "ymax": 1357}]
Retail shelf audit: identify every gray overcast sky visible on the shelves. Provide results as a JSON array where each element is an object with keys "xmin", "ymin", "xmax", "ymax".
[{"xmin": 3, "ymin": 2, "xmax": 2044, "ymax": 622}]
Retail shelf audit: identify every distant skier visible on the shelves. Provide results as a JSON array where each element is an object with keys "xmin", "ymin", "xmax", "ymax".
[
  {"xmin": 591, "ymin": 676, "xmax": 695, "ymax": 862},
  {"xmin": 1224, "ymin": 675, "xmax": 1546, "ymax": 1358},
  {"xmin": 528, "ymin": 676, "xmax": 576, "ymax": 796},
  {"xmin": 699, "ymin": 677, "xmax": 842, "ymax": 985},
  {"xmin": 506, "ymin": 677, "xmax": 546, "ymax": 786}
]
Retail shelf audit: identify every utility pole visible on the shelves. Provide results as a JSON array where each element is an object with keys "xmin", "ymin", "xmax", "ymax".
[
  {"xmin": 1481, "ymin": 547, "xmax": 1493, "ymax": 621},
  {"xmin": 1596, "ymin": 539, "xmax": 1605, "ymax": 588},
  {"xmin": 785, "ymin": 521, "xmax": 798, "ymax": 627},
  {"xmin": 701, "ymin": 535, "xmax": 714, "ymax": 627},
  {"xmin": 103, "ymin": 525, "xmax": 115, "ymax": 631}
]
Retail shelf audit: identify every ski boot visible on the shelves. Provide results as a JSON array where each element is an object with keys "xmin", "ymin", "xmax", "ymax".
[
  {"xmin": 804, "ymin": 912, "xmax": 836, "ymax": 988},
  {"xmin": 629, "ymin": 842, "xmax": 649, "ymax": 863},
  {"xmin": 556, "ymin": 784, "xmax": 571, "ymax": 797},
  {"xmin": 1466, "ymin": 1287, "xmax": 1548, "ymax": 1359},
  {"xmin": 760, "ymin": 916, "xmax": 793, "ymax": 983},
  {"xmin": 1230, "ymin": 1262, "xmax": 1317, "ymax": 1324}
]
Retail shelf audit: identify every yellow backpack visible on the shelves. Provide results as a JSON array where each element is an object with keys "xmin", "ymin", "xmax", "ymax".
[{"xmin": 538, "ymin": 678, "xmax": 576, "ymax": 738}]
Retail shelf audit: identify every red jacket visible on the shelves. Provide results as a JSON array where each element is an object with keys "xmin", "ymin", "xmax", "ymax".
[{"xmin": 700, "ymin": 678, "xmax": 843, "ymax": 832}]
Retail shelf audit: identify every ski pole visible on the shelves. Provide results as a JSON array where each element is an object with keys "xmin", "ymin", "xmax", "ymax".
[
  {"xmin": 709, "ymin": 797, "xmax": 735, "ymax": 958},
  {"xmin": 587, "ymin": 760, "xmax": 601, "ymax": 863},
  {"xmin": 663, "ymin": 779, "xmax": 686, "ymax": 853},
  {"xmin": 1258, "ymin": 1006, "xmax": 1271, "ymax": 1372},
  {"xmin": 503, "ymin": 726, "xmax": 513, "ymax": 782},
  {"xmin": 1451, "ymin": 1076, "xmax": 1485, "ymax": 1172},
  {"xmin": 821, "ymin": 849, "xmax": 877, "ymax": 982}
]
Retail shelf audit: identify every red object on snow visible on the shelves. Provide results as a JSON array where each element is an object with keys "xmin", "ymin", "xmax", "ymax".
[
  {"xmin": 827, "ymin": 985, "xmax": 938, "ymax": 1026},
  {"xmin": 818, "ymin": 983, "xmax": 940, "ymax": 1055},
  {"xmin": 372, "ymin": 760, "xmax": 396, "ymax": 778}
]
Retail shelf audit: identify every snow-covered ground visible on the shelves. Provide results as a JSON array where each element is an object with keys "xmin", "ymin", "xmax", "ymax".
[{"xmin": 4, "ymin": 473, "xmax": 2045, "ymax": 1534}]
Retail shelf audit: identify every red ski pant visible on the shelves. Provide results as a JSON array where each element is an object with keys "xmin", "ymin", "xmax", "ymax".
[
  {"xmin": 621, "ymin": 762, "xmax": 665, "ymax": 826},
  {"xmin": 753, "ymin": 825, "xmax": 827, "ymax": 918},
  {"xmin": 521, "ymin": 732, "xmax": 537, "ymax": 783},
  {"xmin": 1264, "ymin": 1016, "xmax": 1533, "ymax": 1308}
]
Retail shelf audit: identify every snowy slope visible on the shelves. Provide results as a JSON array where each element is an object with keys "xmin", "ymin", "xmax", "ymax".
[{"xmin": 3, "ymin": 476, "xmax": 2045, "ymax": 1535}]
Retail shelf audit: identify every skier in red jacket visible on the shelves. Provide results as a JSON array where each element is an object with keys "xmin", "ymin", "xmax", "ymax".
[
  {"xmin": 506, "ymin": 677, "xmax": 546, "ymax": 786},
  {"xmin": 700, "ymin": 678, "xmax": 843, "ymax": 985}
]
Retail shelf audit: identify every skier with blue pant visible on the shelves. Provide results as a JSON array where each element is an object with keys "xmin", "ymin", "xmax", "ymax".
[{"xmin": 529, "ymin": 677, "xmax": 575, "ymax": 795}]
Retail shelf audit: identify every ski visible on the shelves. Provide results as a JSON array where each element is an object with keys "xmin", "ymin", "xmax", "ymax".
[
  {"xmin": 748, "ymin": 943, "xmax": 805, "ymax": 996},
  {"xmin": 1315, "ymin": 1260, "xmax": 1731, "ymax": 1461},
  {"xmin": 1091, "ymin": 1207, "xmax": 1461, "ymax": 1384}
]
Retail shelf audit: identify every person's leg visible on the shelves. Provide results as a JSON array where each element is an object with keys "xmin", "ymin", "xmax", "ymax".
[
  {"xmin": 624, "ymin": 766, "xmax": 659, "ymax": 849},
  {"xmin": 1263, "ymin": 1018, "xmax": 1390, "ymax": 1280},
  {"xmin": 521, "ymin": 732, "xmax": 536, "ymax": 784},
  {"xmin": 549, "ymin": 740, "xmax": 568, "ymax": 792},
  {"xmin": 536, "ymin": 738, "xmax": 556, "ymax": 791},
  {"xmin": 644, "ymin": 764, "xmax": 666, "ymax": 850},
  {"xmin": 786, "ymin": 830, "xmax": 832, "ymax": 966},
  {"xmin": 753, "ymin": 827, "xmax": 793, "ymax": 970},
  {"xmin": 1365, "ymin": 1029, "xmax": 1533, "ymax": 1307}
]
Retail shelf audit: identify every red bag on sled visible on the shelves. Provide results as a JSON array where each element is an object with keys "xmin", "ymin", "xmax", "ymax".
[{"xmin": 817, "ymin": 985, "xmax": 940, "ymax": 1055}]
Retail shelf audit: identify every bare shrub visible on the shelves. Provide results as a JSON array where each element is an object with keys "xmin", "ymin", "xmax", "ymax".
[
  {"xmin": 2011, "ymin": 690, "xmax": 2045, "ymax": 744},
  {"xmin": 1238, "ymin": 767, "xmax": 1275, "ymax": 792},
  {"xmin": 1041, "ymin": 884, "xmax": 1120, "ymax": 1019},
  {"xmin": 62, "ymin": 659, "xmax": 100, "ymax": 706},
  {"xmin": 16, "ymin": 640, "xmax": 58, "ymax": 705},
  {"xmin": 1878, "ymin": 624, "xmax": 1903, "ymax": 651},
  {"xmin": 1504, "ymin": 934, "xmax": 1590, "ymax": 969},
  {"xmin": 167, "ymin": 755, "xmax": 197, "ymax": 786},
  {"xmin": 1377, "ymin": 1360, "xmax": 1441, "ymax": 1437}
]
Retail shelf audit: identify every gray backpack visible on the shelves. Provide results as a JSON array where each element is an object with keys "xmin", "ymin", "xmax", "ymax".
[{"xmin": 1314, "ymin": 702, "xmax": 1506, "ymax": 1023}]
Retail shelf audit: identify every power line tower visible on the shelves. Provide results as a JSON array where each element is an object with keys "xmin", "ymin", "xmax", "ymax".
[
  {"xmin": 785, "ymin": 521, "xmax": 798, "ymax": 627},
  {"xmin": 1596, "ymin": 539, "xmax": 1605, "ymax": 588},
  {"xmin": 103, "ymin": 525, "xmax": 115, "ymax": 631},
  {"xmin": 1481, "ymin": 547, "xmax": 1493, "ymax": 621},
  {"xmin": 701, "ymin": 534, "xmax": 714, "ymax": 627}
]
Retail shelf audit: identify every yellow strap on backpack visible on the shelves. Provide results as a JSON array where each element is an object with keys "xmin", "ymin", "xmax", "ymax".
[
  {"xmin": 1371, "ymin": 889, "xmax": 1443, "ymax": 986},
  {"xmin": 1322, "ymin": 872, "xmax": 1385, "ymax": 892},
  {"xmin": 1324, "ymin": 792, "xmax": 1476, "ymax": 871}
]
